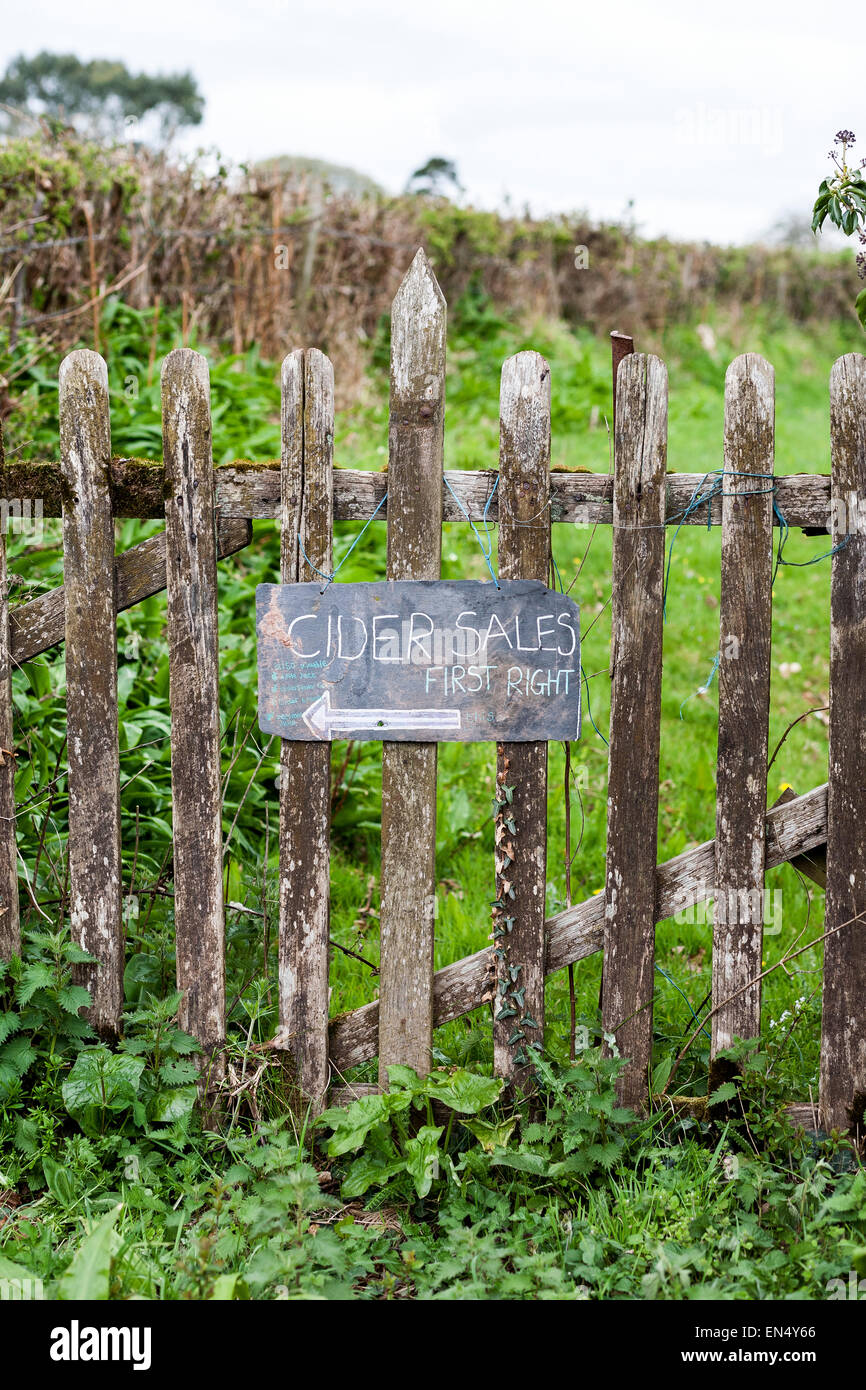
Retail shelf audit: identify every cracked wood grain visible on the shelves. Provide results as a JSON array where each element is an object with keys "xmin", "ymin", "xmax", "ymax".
[
  {"xmin": 602, "ymin": 354, "xmax": 668, "ymax": 1110},
  {"xmin": 821, "ymin": 352, "xmax": 866, "ymax": 1134},
  {"xmin": 710, "ymin": 355, "xmax": 774, "ymax": 1075},
  {"xmin": 162, "ymin": 349, "xmax": 225, "ymax": 1067},
  {"xmin": 378, "ymin": 249, "xmax": 445, "ymax": 1086},
  {"xmin": 278, "ymin": 347, "xmax": 334, "ymax": 1112},
  {"xmin": 493, "ymin": 351, "xmax": 551, "ymax": 1089},
  {"xmin": 59, "ymin": 350, "xmax": 123, "ymax": 1036}
]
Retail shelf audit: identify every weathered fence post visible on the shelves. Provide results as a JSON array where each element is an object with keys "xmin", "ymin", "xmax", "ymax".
[
  {"xmin": 278, "ymin": 347, "xmax": 334, "ymax": 1110},
  {"xmin": 162, "ymin": 349, "xmax": 225, "ymax": 1076},
  {"xmin": 603, "ymin": 354, "xmax": 668, "ymax": 1110},
  {"xmin": 0, "ymin": 528, "xmax": 19, "ymax": 960},
  {"xmin": 710, "ymin": 354, "xmax": 775, "ymax": 1081},
  {"xmin": 378, "ymin": 249, "xmax": 445, "ymax": 1087},
  {"xmin": 821, "ymin": 352, "xmax": 866, "ymax": 1134},
  {"xmin": 493, "ymin": 351, "xmax": 551, "ymax": 1088},
  {"xmin": 59, "ymin": 351, "xmax": 123, "ymax": 1037}
]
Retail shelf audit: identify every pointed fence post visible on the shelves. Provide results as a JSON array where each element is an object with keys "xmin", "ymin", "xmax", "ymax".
[
  {"xmin": 378, "ymin": 249, "xmax": 445, "ymax": 1087},
  {"xmin": 278, "ymin": 347, "xmax": 334, "ymax": 1111}
]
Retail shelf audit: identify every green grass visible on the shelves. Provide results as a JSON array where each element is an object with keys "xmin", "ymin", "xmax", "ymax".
[{"xmin": 1, "ymin": 290, "xmax": 864, "ymax": 1300}]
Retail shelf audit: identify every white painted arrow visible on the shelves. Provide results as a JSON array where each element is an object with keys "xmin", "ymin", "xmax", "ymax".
[{"xmin": 302, "ymin": 690, "xmax": 461, "ymax": 739}]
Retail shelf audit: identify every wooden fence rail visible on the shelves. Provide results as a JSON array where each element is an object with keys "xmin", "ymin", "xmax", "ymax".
[
  {"xmin": 0, "ymin": 464, "xmax": 850, "ymax": 529},
  {"xmin": 0, "ymin": 255, "xmax": 864, "ymax": 1135}
]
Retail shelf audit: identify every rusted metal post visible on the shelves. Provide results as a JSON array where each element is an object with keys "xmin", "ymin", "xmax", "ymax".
[{"xmin": 611, "ymin": 331, "xmax": 634, "ymax": 429}]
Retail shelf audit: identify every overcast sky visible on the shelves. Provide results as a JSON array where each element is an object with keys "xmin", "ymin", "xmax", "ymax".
[{"xmin": 2, "ymin": 0, "xmax": 862, "ymax": 243}]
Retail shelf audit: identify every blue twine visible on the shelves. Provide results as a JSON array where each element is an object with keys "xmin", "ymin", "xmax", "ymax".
[
  {"xmin": 664, "ymin": 470, "xmax": 775, "ymax": 618},
  {"xmin": 549, "ymin": 529, "xmax": 608, "ymax": 748},
  {"xmin": 770, "ymin": 495, "xmax": 849, "ymax": 582},
  {"xmin": 299, "ymin": 473, "xmax": 505, "ymax": 594},
  {"xmin": 443, "ymin": 473, "xmax": 500, "ymax": 586},
  {"xmin": 654, "ymin": 965, "xmax": 710, "ymax": 1039},
  {"xmin": 550, "ymin": 552, "xmax": 566, "ymax": 595},
  {"xmin": 664, "ymin": 470, "xmax": 724, "ymax": 619},
  {"xmin": 664, "ymin": 471, "xmax": 850, "ymax": 714},
  {"xmin": 664, "ymin": 469, "xmax": 850, "ymax": 619},
  {"xmin": 298, "ymin": 489, "xmax": 388, "ymax": 591},
  {"xmin": 679, "ymin": 651, "xmax": 720, "ymax": 720},
  {"xmin": 580, "ymin": 662, "xmax": 608, "ymax": 746},
  {"xmin": 548, "ymin": 541, "xmax": 608, "ymax": 749}
]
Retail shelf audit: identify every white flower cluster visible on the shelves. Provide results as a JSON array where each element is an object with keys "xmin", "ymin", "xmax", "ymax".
[{"xmin": 768, "ymin": 996, "xmax": 808, "ymax": 1028}]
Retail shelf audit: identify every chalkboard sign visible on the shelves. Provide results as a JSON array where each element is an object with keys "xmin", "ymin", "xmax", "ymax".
[{"xmin": 256, "ymin": 579, "xmax": 581, "ymax": 743}]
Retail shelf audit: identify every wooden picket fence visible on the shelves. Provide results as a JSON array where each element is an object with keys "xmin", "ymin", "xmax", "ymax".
[{"xmin": 0, "ymin": 249, "xmax": 864, "ymax": 1134}]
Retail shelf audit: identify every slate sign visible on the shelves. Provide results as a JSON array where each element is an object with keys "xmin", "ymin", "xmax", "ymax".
[{"xmin": 256, "ymin": 579, "xmax": 581, "ymax": 743}]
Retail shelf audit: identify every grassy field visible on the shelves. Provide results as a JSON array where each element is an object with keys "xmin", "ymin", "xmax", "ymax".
[{"xmin": 1, "ymin": 290, "xmax": 864, "ymax": 1300}]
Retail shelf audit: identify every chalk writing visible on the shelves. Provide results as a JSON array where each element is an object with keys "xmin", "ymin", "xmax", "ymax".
[{"xmin": 256, "ymin": 580, "xmax": 581, "ymax": 744}]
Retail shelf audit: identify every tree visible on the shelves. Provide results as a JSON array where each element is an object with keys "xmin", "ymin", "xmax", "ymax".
[
  {"xmin": 0, "ymin": 52, "xmax": 205, "ymax": 140},
  {"xmin": 405, "ymin": 157, "xmax": 463, "ymax": 199},
  {"xmin": 254, "ymin": 155, "xmax": 383, "ymax": 198}
]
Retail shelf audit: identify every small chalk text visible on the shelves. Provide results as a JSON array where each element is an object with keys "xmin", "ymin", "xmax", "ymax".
[{"xmin": 257, "ymin": 579, "xmax": 581, "ymax": 744}]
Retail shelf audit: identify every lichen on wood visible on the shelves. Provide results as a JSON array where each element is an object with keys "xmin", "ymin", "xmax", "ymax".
[{"xmin": 59, "ymin": 349, "xmax": 124, "ymax": 1037}]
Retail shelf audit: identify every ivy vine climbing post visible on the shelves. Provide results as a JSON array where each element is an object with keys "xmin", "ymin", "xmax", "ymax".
[{"xmin": 492, "ymin": 351, "xmax": 551, "ymax": 1090}]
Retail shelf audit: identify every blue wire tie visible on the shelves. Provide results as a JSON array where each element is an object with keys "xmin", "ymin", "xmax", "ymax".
[
  {"xmin": 679, "ymin": 651, "xmax": 720, "ymax": 720},
  {"xmin": 443, "ymin": 473, "xmax": 500, "ymax": 586},
  {"xmin": 298, "ymin": 489, "xmax": 388, "ymax": 592},
  {"xmin": 580, "ymin": 662, "xmax": 608, "ymax": 746}
]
